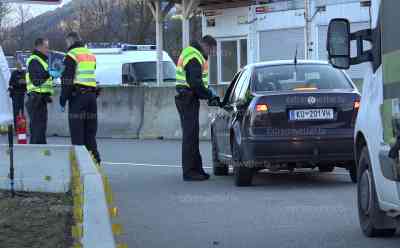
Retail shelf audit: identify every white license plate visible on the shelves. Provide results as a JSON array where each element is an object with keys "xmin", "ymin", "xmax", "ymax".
[{"xmin": 289, "ymin": 109, "xmax": 334, "ymax": 121}]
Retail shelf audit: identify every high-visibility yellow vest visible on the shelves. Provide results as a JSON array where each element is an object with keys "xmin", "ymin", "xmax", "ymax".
[
  {"xmin": 67, "ymin": 47, "xmax": 97, "ymax": 88},
  {"xmin": 26, "ymin": 55, "xmax": 54, "ymax": 95},
  {"xmin": 176, "ymin": 46, "xmax": 209, "ymax": 89}
]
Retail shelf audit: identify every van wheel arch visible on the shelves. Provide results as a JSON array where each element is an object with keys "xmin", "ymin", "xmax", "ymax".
[{"xmin": 355, "ymin": 132, "xmax": 367, "ymax": 168}]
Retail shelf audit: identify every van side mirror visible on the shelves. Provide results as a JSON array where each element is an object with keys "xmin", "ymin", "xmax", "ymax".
[{"xmin": 327, "ymin": 18, "xmax": 351, "ymax": 69}]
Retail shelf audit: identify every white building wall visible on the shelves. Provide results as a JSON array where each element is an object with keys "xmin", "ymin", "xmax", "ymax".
[
  {"xmin": 203, "ymin": 1, "xmax": 371, "ymax": 83},
  {"xmin": 203, "ymin": 2, "xmax": 370, "ymax": 42},
  {"xmin": 203, "ymin": 7, "xmax": 249, "ymax": 38}
]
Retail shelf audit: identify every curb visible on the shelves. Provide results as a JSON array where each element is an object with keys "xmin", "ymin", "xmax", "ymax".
[
  {"xmin": 0, "ymin": 144, "xmax": 127, "ymax": 247},
  {"xmin": 72, "ymin": 146, "xmax": 127, "ymax": 248}
]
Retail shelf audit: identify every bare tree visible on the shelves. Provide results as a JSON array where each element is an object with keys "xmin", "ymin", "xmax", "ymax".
[
  {"xmin": 0, "ymin": 2, "xmax": 11, "ymax": 27},
  {"xmin": 135, "ymin": 0, "xmax": 154, "ymax": 43},
  {"xmin": 119, "ymin": 0, "xmax": 154, "ymax": 43},
  {"xmin": 15, "ymin": 5, "xmax": 31, "ymax": 50},
  {"xmin": 77, "ymin": 0, "xmax": 117, "ymax": 42},
  {"xmin": 0, "ymin": 3, "xmax": 11, "ymax": 43},
  {"xmin": 119, "ymin": 0, "xmax": 135, "ymax": 41}
]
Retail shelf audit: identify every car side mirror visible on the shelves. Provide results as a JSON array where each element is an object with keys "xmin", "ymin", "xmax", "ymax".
[{"xmin": 327, "ymin": 18, "xmax": 351, "ymax": 69}]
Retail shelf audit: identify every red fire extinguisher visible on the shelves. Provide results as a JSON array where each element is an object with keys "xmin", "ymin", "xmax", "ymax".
[{"xmin": 16, "ymin": 112, "xmax": 27, "ymax": 144}]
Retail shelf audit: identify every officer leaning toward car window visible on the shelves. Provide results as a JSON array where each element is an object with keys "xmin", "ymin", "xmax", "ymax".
[
  {"xmin": 175, "ymin": 35, "xmax": 221, "ymax": 181},
  {"xmin": 26, "ymin": 38, "xmax": 56, "ymax": 144},
  {"xmin": 60, "ymin": 32, "xmax": 101, "ymax": 164}
]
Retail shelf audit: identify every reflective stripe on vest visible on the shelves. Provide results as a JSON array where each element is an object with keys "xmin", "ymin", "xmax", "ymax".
[
  {"xmin": 67, "ymin": 47, "xmax": 97, "ymax": 87},
  {"xmin": 26, "ymin": 55, "xmax": 54, "ymax": 95},
  {"xmin": 176, "ymin": 46, "xmax": 209, "ymax": 89}
]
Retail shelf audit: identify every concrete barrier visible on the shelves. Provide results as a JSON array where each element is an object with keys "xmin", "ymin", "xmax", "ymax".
[
  {"xmin": 0, "ymin": 144, "xmax": 71, "ymax": 193},
  {"xmin": 43, "ymin": 84, "xmax": 228, "ymax": 140},
  {"xmin": 139, "ymin": 85, "xmax": 228, "ymax": 140},
  {"xmin": 47, "ymin": 86, "xmax": 144, "ymax": 138},
  {"xmin": 0, "ymin": 144, "xmax": 121, "ymax": 248}
]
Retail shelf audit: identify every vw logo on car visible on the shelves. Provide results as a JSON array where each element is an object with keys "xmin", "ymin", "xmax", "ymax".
[{"xmin": 307, "ymin": 96, "xmax": 317, "ymax": 105}]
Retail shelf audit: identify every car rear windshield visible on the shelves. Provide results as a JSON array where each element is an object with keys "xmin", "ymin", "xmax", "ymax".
[{"xmin": 253, "ymin": 64, "xmax": 353, "ymax": 92}]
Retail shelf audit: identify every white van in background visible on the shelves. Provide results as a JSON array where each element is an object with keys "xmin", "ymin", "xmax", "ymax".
[{"xmin": 88, "ymin": 43, "xmax": 176, "ymax": 86}]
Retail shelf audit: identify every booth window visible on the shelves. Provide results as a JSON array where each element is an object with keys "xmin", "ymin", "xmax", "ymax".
[
  {"xmin": 209, "ymin": 52, "xmax": 218, "ymax": 85},
  {"xmin": 219, "ymin": 38, "xmax": 248, "ymax": 84},
  {"xmin": 240, "ymin": 39, "xmax": 247, "ymax": 69},
  {"xmin": 221, "ymin": 40, "xmax": 238, "ymax": 83}
]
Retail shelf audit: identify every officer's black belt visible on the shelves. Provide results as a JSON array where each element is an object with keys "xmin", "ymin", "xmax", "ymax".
[
  {"xmin": 176, "ymin": 87, "xmax": 194, "ymax": 96},
  {"xmin": 28, "ymin": 92, "xmax": 51, "ymax": 97},
  {"xmin": 74, "ymin": 86, "xmax": 97, "ymax": 94}
]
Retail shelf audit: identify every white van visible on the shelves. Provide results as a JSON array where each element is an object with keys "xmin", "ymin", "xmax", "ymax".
[
  {"xmin": 88, "ymin": 43, "xmax": 176, "ymax": 86},
  {"xmin": 327, "ymin": 0, "xmax": 400, "ymax": 237}
]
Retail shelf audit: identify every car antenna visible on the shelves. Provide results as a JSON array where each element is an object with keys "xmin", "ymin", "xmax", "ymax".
[{"xmin": 293, "ymin": 45, "xmax": 299, "ymax": 79}]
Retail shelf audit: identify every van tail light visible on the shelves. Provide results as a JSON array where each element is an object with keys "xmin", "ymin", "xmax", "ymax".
[{"xmin": 256, "ymin": 104, "xmax": 269, "ymax": 112}]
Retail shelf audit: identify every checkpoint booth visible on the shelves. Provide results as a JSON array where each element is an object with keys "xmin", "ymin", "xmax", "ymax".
[{"xmin": 0, "ymin": 46, "xmax": 13, "ymax": 128}]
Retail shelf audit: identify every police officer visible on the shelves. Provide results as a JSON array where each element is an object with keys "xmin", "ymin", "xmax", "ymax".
[
  {"xmin": 175, "ymin": 35, "xmax": 220, "ymax": 181},
  {"xmin": 26, "ymin": 38, "xmax": 55, "ymax": 144},
  {"xmin": 60, "ymin": 32, "xmax": 101, "ymax": 164},
  {"xmin": 8, "ymin": 62, "xmax": 27, "ymax": 128}
]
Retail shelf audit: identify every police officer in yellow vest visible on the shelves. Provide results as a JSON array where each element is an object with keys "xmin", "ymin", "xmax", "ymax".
[
  {"xmin": 176, "ymin": 35, "xmax": 221, "ymax": 181},
  {"xmin": 60, "ymin": 32, "xmax": 101, "ymax": 164},
  {"xmin": 26, "ymin": 38, "xmax": 55, "ymax": 144}
]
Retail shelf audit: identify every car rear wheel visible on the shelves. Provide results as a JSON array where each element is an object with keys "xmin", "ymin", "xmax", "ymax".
[
  {"xmin": 318, "ymin": 165, "xmax": 335, "ymax": 173},
  {"xmin": 212, "ymin": 134, "xmax": 229, "ymax": 176},
  {"xmin": 232, "ymin": 139, "xmax": 253, "ymax": 186},
  {"xmin": 358, "ymin": 147, "xmax": 397, "ymax": 237}
]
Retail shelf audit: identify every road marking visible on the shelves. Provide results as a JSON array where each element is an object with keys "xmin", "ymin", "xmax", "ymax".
[
  {"xmin": 102, "ymin": 162, "xmax": 349, "ymax": 175},
  {"xmin": 103, "ymin": 162, "xmax": 212, "ymax": 169}
]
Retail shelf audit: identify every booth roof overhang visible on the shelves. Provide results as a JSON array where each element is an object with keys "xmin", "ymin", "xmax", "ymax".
[{"xmin": 165, "ymin": 0, "xmax": 252, "ymax": 10}]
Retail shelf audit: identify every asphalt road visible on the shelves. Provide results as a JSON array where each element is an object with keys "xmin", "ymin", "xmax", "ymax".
[{"xmin": 2, "ymin": 137, "xmax": 399, "ymax": 247}]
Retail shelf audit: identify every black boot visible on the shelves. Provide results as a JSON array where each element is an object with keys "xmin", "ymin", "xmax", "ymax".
[{"xmin": 183, "ymin": 173, "xmax": 209, "ymax": 181}]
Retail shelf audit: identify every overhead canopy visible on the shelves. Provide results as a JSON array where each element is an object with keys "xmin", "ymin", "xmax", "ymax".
[
  {"xmin": 168, "ymin": 0, "xmax": 251, "ymax": 10},
  {"xmin": 200, "ymin": 0, "xmax": 250, "ymax": 10}
]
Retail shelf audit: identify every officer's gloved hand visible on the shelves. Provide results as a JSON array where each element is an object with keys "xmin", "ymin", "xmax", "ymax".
[
  {"xmin": 96, "ymin": 88, "xmax": 102, "ymax": 98},
  {"xmin": 43, "ymin": 95, "xmax": 53, "ymax": 104},
  {"xmin": 8, "ymin": 87, "xmax": 14, "ymax": 98},
  {"xmin": 389, "ymin": 136, "xmax": 400, "ymax": 160},
  {"xmin": 208, "ymin": 96, "xmax": 221, "ymax": 107},
  {"xmin": 49, "ymin": 70, "xmax": 61, "ymax": 79}
]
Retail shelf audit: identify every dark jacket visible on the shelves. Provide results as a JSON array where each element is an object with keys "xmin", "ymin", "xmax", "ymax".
[
  {"xmin": 180, "ymin": 41, "xmax": 214, "ymax": 100},
  {"xmin": 27, "ymin": 50, "xmax": 50, "ymax": 89},
  {"xmin": 8, "ymin": 69, "xmax": 27, "ymax": 96},
  {"xmin": 60, "ymin": 41, "xmax": 84, "ymax": 107}
]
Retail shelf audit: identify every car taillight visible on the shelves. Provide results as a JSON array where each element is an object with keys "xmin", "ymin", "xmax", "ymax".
[
  {"xmin": 256, "ymin": 104, "xmax": 269, "ymax": 112},
  {"xmin": 354, "ymin": 100, "xmax": 360, "ymax": 110},
  {"xmin": 251, "ymin": 104, "xmax": 270, "ymax": 127}
]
